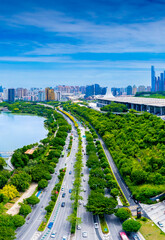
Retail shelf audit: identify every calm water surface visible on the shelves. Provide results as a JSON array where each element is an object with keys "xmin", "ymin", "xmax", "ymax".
[{"xmin": 0, "ymin": 112, "xmax": 48, "ymax": 156}]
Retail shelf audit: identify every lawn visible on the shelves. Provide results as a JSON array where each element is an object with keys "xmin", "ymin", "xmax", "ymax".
[{"xmin": 138, "ymin": 218, "xmax": 165, "ymax": 240}]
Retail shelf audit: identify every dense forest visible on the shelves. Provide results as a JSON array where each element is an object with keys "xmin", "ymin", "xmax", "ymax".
[{"xmin": 63, "ymin": 103, "xmax": 165, "ymax": 203}]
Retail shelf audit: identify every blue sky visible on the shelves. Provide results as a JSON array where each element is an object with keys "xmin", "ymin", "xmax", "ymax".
[{"xmin": 1, "ymin": 0, "xmax": 165, "ymax": 88}]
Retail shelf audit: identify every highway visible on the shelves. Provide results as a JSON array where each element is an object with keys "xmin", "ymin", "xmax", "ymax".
[
  {"xmin": 75, "ymin": 126, "xmax": 100, "ymax": 240},
  {"xmin": 16, "ymin": 114, "xmax": 77, "ymax": 240},
  {"xmin": 40, "ymin": 125, "xmax": 79, "ymax": 240}
]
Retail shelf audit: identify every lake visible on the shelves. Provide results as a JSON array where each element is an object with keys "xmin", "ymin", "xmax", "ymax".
[{"xmin": 0, "ymin": 112, "xmax": 48, "ymax": 157}]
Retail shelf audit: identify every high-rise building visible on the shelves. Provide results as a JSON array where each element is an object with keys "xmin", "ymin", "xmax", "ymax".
[
  {"xmin": 94, "ymin": 84, "xmax": 101, "ymax": 95},
  {"xmin": 160, "ymin": 73, "xmax": 164, "ymax": 91},
  {"xmin": 151, "ymin": 66, "xmax": 156, "ymax": 92},
  {"xmin": 45, "ymin": 88, "xmax": 55, "ymax": 101},
  {"xmin": 55, "ymin": 91, "xmax": 61, "ymax": 101},
  {"xmin": 132, "ymin": 85, "xmax": 137, "ymax": 95},
  {"xmin": 126, "ymin": 85, "xmax": 132, "ymax": 95},
  {"xmin": 3, "ymin": 89, "xmax": 8, "ymax": 101},
  {"xmin": 137, "ymin": 85, "xmax": 145, "ymax": 92},
  {"xmin": 16, "ymin": 88, "xmax": 24, "ymax": 99},
  {"xmin": 85, "ymin": 85, "xmax": 94, "ymax": 98},
  {"xmin": 38, "ymin": 91, "xmax": 45, "ymax": 101},
  {"xmin": 8, "ymin": 88, "xmax": 15, "ymax": 102}
]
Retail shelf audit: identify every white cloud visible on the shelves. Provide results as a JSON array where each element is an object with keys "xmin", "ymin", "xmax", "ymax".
[{"xmin": 2, "ymin": 9, "xmax": 165, "ymax": 54}]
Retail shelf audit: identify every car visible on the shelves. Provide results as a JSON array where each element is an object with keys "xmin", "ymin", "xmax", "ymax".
[
  {"xmin": 62, "ymin": 193, "xmax": 66, "ymax": 198},
  {"xmin": 79, "ymin": 201, "xmax": 82, "ymax": 205},
  {"xmin": 84, "ymin": 188, "xmax": 87, "ymax": 192},
  {"xmin": 51, "ymin": 232, "xmax": 56, "ymax": 238},
  {"xmin": 55, "ymin": 171, "xmax": 58, "ymax": 174},
  {"xmin": 48, "ymin": 222, "xmax": 53, "ymax": 229},
  {"xmin": 69, "ymin": 189, "xmax": 72, "ymax": 193},
  {"xmin": 77, "ymin": 225, "xmax": 81, "ymax": 230},
  {"xmin": 83, "ymin": 202, "xmax": 86, "ymax": 207},
  {"xmin": 94, "ymin": 223, "xmax": 98, "ymax": 228},
  {"xmin": 61, "ymin": 202, "xmax": 65, "ymax": 207},
  {"xmin": 69, "ymin": 171, "xmax": 72, "ymax": 175},
  {"xmin": 158, "ymin": 221, "xmax": 164, "ymax": 227},
  {"xmin": 83, "ymin": 178, "xmax": 86, "ymax": 182},
  {"xmin": 132, "ymin": 234, "xmax": 140, "ymax": 240},
  {"xmin": 82, "ymin": 232, "xmax": 88, "ymax": 238},
  {"xmin": 134, "ymin": 199, "xmax": 138, "ymax": 204},
  {"xmin": 61, "ymin": 187, "xmax": 64, "ymax": 191},
  {"xmin": 62, "ymin": 236, "xmax": 67, "ymax": 240}
]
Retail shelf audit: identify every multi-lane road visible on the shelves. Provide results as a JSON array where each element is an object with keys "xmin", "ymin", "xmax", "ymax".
[{"xmin": 16, "ymin": 104, "xmax": 144, "ymax": 240}]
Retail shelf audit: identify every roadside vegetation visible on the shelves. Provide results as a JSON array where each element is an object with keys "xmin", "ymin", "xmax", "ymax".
[
  {"xmin": 135, "ymin": 91, "xmax": 165, "ymax": 99},
  {"xmin": 101, "ymin": 102, "xmax": 128, "ymax": 112},
  {"xmin": 62, "ymin": 103, "xmax": 165, "ymax": 203},
  {"xmin": 67, "ymin": 136, "xmax": 73, "ymax": 157}
]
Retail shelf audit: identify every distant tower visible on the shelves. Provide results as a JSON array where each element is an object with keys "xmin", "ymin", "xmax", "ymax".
[{"xmin": 151, "ymin": 66, "xmax": 156, "ymax": 92}]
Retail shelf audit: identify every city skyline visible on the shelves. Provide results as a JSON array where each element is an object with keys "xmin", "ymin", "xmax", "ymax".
[{"xmin": 1, "ymin": 1, "xmax": 165, "ymax": 87}]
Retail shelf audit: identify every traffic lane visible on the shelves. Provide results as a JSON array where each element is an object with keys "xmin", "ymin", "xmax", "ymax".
[
  {"xmin": 105, "ymin": 214, "xmax": 122, "ymax": 240},
  {"xmin": 99, "ymin": 137, "xmax": 135, "ymax": 206},
  {"xmin": 44, "ymin": 163, "xmax": 74, "ymax": 239},
  {"xmin": 42, "ymin": 133, "xmax": 78, "ymax": 239}
]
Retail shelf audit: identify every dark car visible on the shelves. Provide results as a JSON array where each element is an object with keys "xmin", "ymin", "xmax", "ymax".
[
  {"xmin": 61, "ymin": 202, "xmax": 65, "ymax": 207},
  {"xmin": 62, "ymin": 193, "xmax": 66, "ymax": 198},
  {"xmin": 69, "ymin": 171, "xmax": 72, "ymax": 175},
  {"xmin": 132, "ymin": 234, "xmax": 140, "ymax": 240}
]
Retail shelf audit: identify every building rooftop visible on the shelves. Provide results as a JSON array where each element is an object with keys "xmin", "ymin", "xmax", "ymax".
[
  {"xmin": 25, "ymin": 149, "xmax": 35, "ymax": 155},
  {"xmin": 98, "ymin": 96, "xmax": 165, "ymax": 107}
]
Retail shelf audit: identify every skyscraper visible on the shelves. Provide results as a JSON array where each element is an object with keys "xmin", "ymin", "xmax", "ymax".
[
  {"xmin": 38, "ymin": 90, "xmax": 45, "ymax": 101},
  {"xmin": 8, "ymin": 88, "xmax": 15, "ymax": 102},
  {"xmin": 126, "ymin": 85, "xmax": 132, "ymax": 95},
  {"xmin": 85, "ymin": 85, "xmax": 94, "ymax": 98},
  {"xmin": 45, "ymin": 88, "xmax": 55, "ymax": 101},
  {"xmin": 151, "ymin": 66, "xmax": 156, "ymax": 92}
]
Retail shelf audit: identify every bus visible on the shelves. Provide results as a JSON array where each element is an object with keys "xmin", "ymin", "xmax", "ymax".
[
  {"xmin": 62, "ymin": 151, "xmax": 65, "ymax": 157},
  {"xmin": 119, "ymin": 231, "xmax": 129, "ymax": 240}
]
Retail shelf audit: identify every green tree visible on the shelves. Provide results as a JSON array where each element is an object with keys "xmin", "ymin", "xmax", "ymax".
[
  {"xmin": 26, "ymin": 195, "xmax": 40, "ymax": 205},
  {"xmin": 19, "ymin": 203, "xmax": 31, "ymax": 217},
  {"xmin": 86, "ymin": 191, "xmax": 117, "ymax": 215},
  {"xmin": 12, "ymin": 215, "xmax": 25, "ymax": 228},
  {"xmin": 0, "ymin": 157, "xmax": 6, "ymax": 170},
  {"xmin": 10, "ymin": 172, "xmax": 32, "ymax": 192},
  {"xmin": 38, "ymin": 179, "xmax": 48, "ymax": 189},
  {"xmin": 122, "ymin": 219, "xmax": 141, "ymax": 232},
  {"xmin": 111, "ymin": 188, "xmax": 119, "ymax": 198},
  {"xmin": 115, "ymin": 207, "xmax": 132, "ymax": 221},
  {"xmin": 0, "ymin": 226, "xmax": 16, "ymax": 240}
]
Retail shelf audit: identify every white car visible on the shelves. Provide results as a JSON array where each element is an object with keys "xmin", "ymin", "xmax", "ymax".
[
  {"xmin": 51, "ymin": 232, "xmax": 56, "ymax": 238},
  {"xmin": 77, "ymin": 225, "xmax": 81, "ymax": 230},
  {"xmin": 84, "ymin": 188, "xmax": 87, "ymax": 192},
  {"xmin": 82, "ymin": 232, "xmax": 88, "ymax": 238},
  {"xmin": 62, "ymin": 236, "xmax": 67, "ymax": 240},
  {"xmin": 61, "ymin": 187, "xmax": 64, "ymax": 191},
  {"xmin": 94, "ymin": 223, "xmax": 98, "ymax": 228}
]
